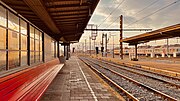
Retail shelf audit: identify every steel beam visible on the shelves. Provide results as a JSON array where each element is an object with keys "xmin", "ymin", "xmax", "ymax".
[
  {"xmin": 85, "ymin": 28, "xmax": 152, "ymax": 31},
  {"xmin": 23, "ymin": 0, "xmax": 60, "ymax": 34}
]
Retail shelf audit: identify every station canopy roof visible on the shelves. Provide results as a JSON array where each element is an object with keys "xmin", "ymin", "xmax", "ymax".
[
  {"xmin": 2, "ymin": 0, "xmax": 99, "ymax": 43},
  {"xmin": 122, "ymin": 24, "xmax": 180, "ymax": 45}
]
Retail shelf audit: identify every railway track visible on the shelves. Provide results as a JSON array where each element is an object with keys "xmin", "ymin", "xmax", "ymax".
[
  {"xmin": 79, "ymin": 57, "xmax": 179, "ymax": 101},
  {"xmin": 102, "ymin": 59, "xmax": 180, "ymax": 82},
  {"xmin": 99, "ymin": 59, "xmax": 180, "ymax": 87},
  {"xmin": 96, "ymin": 58, "xmax": 180, "ymax": 90}
]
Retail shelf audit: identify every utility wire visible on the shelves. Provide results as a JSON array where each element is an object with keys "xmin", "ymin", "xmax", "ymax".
[
  {"xmin": 106, "ymin": 17, "xmax": 119, "ymax": 28},
  {"xmin": 126, "ymin": 0, "xmax": 180, "ymax": 27},
  {"xmin": 134, "ymin": 0, "xmax": 159, "ymax": 15},
  {"xmin": 124, "ymin": 0, "xmax": 159, "ymax": 23},
  {"xmin": 107, "ymin": 0, "xmax": 159, "ymax": 28},
  {"xmin": 98, "ymin": 0, "xmax": 117, "ymax": 19},
  {"xmin": 98, "ymin": 0, "xmax": 126, "ymax": 27}
]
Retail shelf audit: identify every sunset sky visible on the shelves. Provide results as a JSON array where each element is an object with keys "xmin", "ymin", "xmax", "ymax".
[{"xmin": 72, "ymin": 0, "xmax": 180, "ymax": 50}]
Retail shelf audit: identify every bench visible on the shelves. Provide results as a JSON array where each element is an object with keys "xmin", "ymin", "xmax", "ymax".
[{"xmin": 0, "ymin": 59, "xmax": 64, "ymax": 101}]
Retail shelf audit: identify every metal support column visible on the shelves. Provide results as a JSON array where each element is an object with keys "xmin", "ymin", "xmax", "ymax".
[
  {"xmin": 64, "ymin": 45, "xmax": 66, "ymax": 58},
  {"xmin": 57, "ymin": 41, "xmax": 60, "ymax": 58},
  {"xmin": 66, "ymin": 45, "xmax": 68, "ymax": 60},
  {"xmin": 64, "ymin": 44, "xmax": 70, "ymax": 60},
  {"xmin": 102, "ymin": 33, "xmax": 104, "ymax": 57},
  {"xmin": 42, "ymin": 32, "xmax": 45, "ymax": 62},
  {"xmin": 120, "ymin": 15, "xmax": 123, "ymax": 59},
  {"xmin": 113, "ymin": 35, "xmax": 114, "ymax": 58},
  {"xmin": 6, "ymin": 10, "xmax": 9, "ymax": 70},
  {"xmin": 94, "ymin": 40, "xmax": 95, "ymax": 55},
  {"xmin": 167, "ymin": 38, "xmax": 169, "ymax": 57},
  {"xmin": 135, "ymin": 44, "xmax": 138, "ymax": 60},
  {"xmin": 68, "ymin": 44, "xmax": 70, "ymax": 59},
  {"xmin": 89, "ymin": 36, "xmax": 91, "ymax": 56},
  {"xmin": 27, "ymin": 23, "xmax": 31, "ymax": 65},
  {"xmin": 105, "ymin": 34, "xmax": 107, "ymax": 57}
]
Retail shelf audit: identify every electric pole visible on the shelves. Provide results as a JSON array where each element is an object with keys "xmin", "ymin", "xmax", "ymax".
[
  {"xmin": 105, "ymin": 33, "xmax": 107, "ymax": 57},
  {"xmin": 102, "ymin": 33, "xmax": 104, "ymax": 57},
  {"xmin": 120, "ymin": 15, "xmax": 123, "ymax": 59}
]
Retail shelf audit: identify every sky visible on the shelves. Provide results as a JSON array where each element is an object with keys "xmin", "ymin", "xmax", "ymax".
[{"xmin": 72, "ymin": 0, "xmax": 180, "ymax": 50}]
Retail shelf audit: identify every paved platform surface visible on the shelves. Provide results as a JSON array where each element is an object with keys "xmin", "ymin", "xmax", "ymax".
[{"xmin": 41, "ymin": 56, "xmax": 122, "ymax": 101}]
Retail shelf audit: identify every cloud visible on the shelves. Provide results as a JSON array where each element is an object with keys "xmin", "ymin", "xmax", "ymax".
[{"xmin": 78, "ymin": 0, "xmax": 180, "ymax": 48}]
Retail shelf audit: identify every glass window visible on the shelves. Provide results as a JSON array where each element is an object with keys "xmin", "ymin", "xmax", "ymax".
[
  {"xmin": 20, "ymin": 19, "xmax": 27, "ymax": 35},
  {"xmin": 8, "ymin": 30, "xmax": 19, "ymax": 50},
  {"xmin": 0, "ymin": 27, "xmax": 6, "ymax": 49},
  {"xmin": 21, "ymin": 34, "xmax": 27, "ymax": 50},
  {"xmin": 21, "ymin": 51, "xmax": 27, "ymax": 66},
  {"xmin": 35, "ymin": 29, "xmax": 39, "ymax": 40},
  {"xmin": 40, "ymin": 51, "xmax": 42, "ymax": 62},
  {"xmin": 39, "ymin": 32, "xmax": 42, "ymax": 41},
  {"xmin": 8, "ymin": 12, "xmax": 19, "ymax": 32},
  {"xmin": 0, "ymin": 51, "xmax": 6, "ymax": 71},
  {"xmin": 30, "ymin": 26, "xmax": 34, "ymax": 38},
  {"xmin": 35, "ymin": 51, "xmax": 40, "ymax": 62},
  {"xmin": 40, "ymin": 41, "xmax": 42, "ymax": 52},
  {"xmin": 30, "ymin": 38, "xmax": 34, "ymax": 51},
  {"xmin": 8, "ymin": 51, "xmax": 20, "ymax": 69},
  {"xmin": 35, "ymin": 40, "xmax": 39, "ymax": 51},
  {"xmin": 51, "ymin": 40, "xmax": 55, "ymax": 58},
  {"xmin": 30, "ymin": 52, "xmax": 34, "ymax": 64},
  {"xmin": 44, "ymin": 34, "xmax": 50, "ymax": 61},
  {"xmin": 0, "ymin": 6, "xmax": 6, "ymax": 27}
]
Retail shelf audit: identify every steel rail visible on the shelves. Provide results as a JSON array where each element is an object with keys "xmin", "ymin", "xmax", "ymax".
[
  {"xmin": 102, "ymin": 59, "xmax": 180, "ymax": 81},
  {"xmin": 94, "ymin": 58, "xmax": 180, "ymax": 88},
  {"xmin": 83, "ymin": 57, "xmax": 178, "ymax": 101},
  {"xmin": 79, "ymin": 58, "xmax": 139, "ymax": 101}
]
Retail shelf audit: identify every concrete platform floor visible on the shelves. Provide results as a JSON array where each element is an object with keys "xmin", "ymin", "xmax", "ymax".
[{"xmin": 40, "ymin": 56, "xmax": 123, "ymax": 101}]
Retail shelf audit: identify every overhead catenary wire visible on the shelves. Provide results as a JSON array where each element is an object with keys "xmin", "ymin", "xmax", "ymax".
[
  {"xmin": 126, "ymin": 0, "xmax": 180, "ymax": 27},
  {"xmin": 107, "ymin": 0, "xmax": 159, "ymax": 28},
  {"xmin": 133, "ymin": 0, "xmax": 159, "ymax": 15},
  {"xmin": 98, "ymin": 0, "xmax": 126, "ymax": 28}
]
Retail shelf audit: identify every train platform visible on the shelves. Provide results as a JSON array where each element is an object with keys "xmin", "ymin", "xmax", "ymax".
[
  {"xmin": 93, "ymin": 55, "xmax": 180, "ymax": 77},
  {"xmin": 41, "ymin": 56, "xmax": 122, "ymax": 101}
]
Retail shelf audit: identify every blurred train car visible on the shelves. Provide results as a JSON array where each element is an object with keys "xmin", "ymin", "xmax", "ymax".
[
  {"xmin": 114, "ymin": 44, "xmax": 180, "ymax": 57},
  {"xmin": 114, "ymin": 47, "xmax": 129, "ymax": 55}
]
